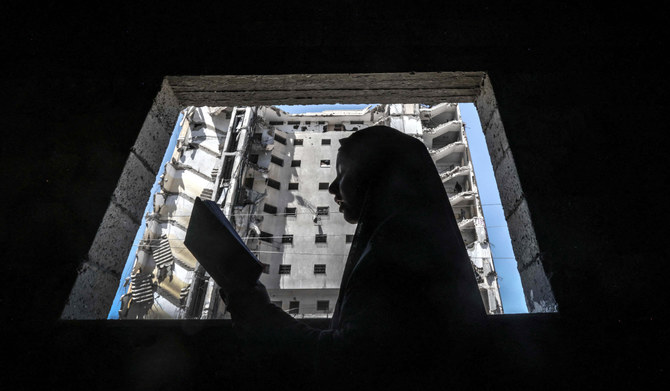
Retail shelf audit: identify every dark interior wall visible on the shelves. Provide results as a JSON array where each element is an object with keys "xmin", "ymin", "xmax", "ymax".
[{"xmin": 3, "ymin": 2, "xmax": 667, "ymax": 389}]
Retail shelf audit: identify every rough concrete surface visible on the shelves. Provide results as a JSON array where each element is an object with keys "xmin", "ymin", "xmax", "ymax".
[
  {"xmin": 483, "ymin": 110, "xmax": 510, "ymax": 168},
  {"xmin": 493, "ymin": 152, "xmax": 525, "ymax": 219},
  {"xmin": 61, "ymin": 262, "xmax": 124, "ymax": 319},
  {"xmin": 61, "ymin": 201, "xmax": 140, "ymax": 318},
  {"xmin": 111, "ymin": 152, "xmax": 155, "ymax": 222},
  {"xmin": 505, "ymin": 198, "xmax": 540, "ymax": 268}
]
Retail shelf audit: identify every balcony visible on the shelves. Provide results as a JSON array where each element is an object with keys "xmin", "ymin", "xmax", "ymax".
[
  {"xmin": 439, "ymin": 165, "xmax": 470, "ymax": 183},
  {"xmin": 422, "ymin": 120, "xmax": 462, "ymax": 142},
  {"xmin": 429, "ymin": 141, "xmax": 466, "ymax": 161}
]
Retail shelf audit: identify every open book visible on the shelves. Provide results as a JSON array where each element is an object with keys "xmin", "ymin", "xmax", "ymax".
[{"xmin": 184, "ymin": 197, "xmax": 264, "ymax": 290}]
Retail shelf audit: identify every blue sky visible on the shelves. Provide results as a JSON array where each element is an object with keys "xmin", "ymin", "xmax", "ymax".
[{"xmin": 278, "ymin": 103, "xmax": 528, "ymax": 313}]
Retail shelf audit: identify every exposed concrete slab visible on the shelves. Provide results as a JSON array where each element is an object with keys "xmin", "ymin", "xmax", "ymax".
[
  {"xmin": 167, "ymin": 72, "xmax": 486, "ymax": 106},
  {"xmin": 112, "ymin": 152, "xmax": 155, "ymax": 222},
  {"xmin": 61, "ymin": 262, "xmax": 124, "ymax": 319}
]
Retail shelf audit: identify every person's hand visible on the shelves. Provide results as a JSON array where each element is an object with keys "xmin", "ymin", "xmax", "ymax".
[{"xmin": 220, "ymin": 280, "xmax": 270, "ymax": 317}]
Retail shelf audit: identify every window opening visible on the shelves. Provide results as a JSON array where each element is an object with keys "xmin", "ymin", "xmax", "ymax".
[
  {"xmin": 266, "ymin": 178, "xmax": 280, "ymax": 190},
  {"xmin": 270, "ymin": 155, "xmax": 284, "ymax": 167},
  {"xmin": 263, "ymin": 204, "xmax": 278, "ymax": 215},
  {"xmin": 317, "ymin": 300, "xmax": 330, "ymax": 311}
]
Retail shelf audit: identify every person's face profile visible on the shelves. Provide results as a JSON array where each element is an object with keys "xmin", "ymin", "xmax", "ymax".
[{"xmin": 329, "ymin": 150, "xmax": 365, "ymax": 224}]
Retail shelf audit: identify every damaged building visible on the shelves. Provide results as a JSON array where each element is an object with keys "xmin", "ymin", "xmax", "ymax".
[{"xmin": 116, "ymin": 103, "xmax": 503, "ymax": 319}]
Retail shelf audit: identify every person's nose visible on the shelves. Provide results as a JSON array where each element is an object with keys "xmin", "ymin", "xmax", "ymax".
[{"xmin": 328, "ymin": 178, "xmax": 339, "ymax": 196}]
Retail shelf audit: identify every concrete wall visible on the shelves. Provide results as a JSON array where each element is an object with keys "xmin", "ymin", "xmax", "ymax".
[
  {"xmin": 475, "ymin": 75, "xmax": 557, "ymax": 312},
  {"xmin": 61, "ymin": 80, "xmax": 181, "ymax": 319}
]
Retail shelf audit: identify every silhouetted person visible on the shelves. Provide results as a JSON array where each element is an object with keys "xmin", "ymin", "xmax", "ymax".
[
  {"xmin": 454, "ymin": 181, "xmax": 462, "ymax": 194},
  {"xmin": 219, "ymin": 126, "xmax": 485, "ymax": 389}
]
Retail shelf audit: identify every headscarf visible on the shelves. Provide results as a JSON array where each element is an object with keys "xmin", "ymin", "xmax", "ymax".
[{"xmin": 332, "ymin": 125, "xmax": 485, "ymax": 326}]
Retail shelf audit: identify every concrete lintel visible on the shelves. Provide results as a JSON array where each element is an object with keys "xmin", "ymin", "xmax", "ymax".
[{"xmin": 167, "ymin": 72, "xmax": 486, "ymax": 106}]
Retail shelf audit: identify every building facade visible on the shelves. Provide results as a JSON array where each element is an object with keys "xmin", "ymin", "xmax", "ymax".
[{"xmin": 117, "ymin": 103, "xmax": 503, "ymax": 319}]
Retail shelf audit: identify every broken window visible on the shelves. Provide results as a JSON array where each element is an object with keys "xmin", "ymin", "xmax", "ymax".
[
  {"xmin": 320, "ymin": 159, "xmax": 330, "ymax": 168},
  {"xmin": 316, "ymin": 206, "xmax": 329, "ymax": 216}
]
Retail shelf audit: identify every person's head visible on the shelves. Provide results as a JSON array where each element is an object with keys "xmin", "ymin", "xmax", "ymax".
[{"xmin": 328, "ymin": 126, "xmax": 443, "ymax": 224}]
